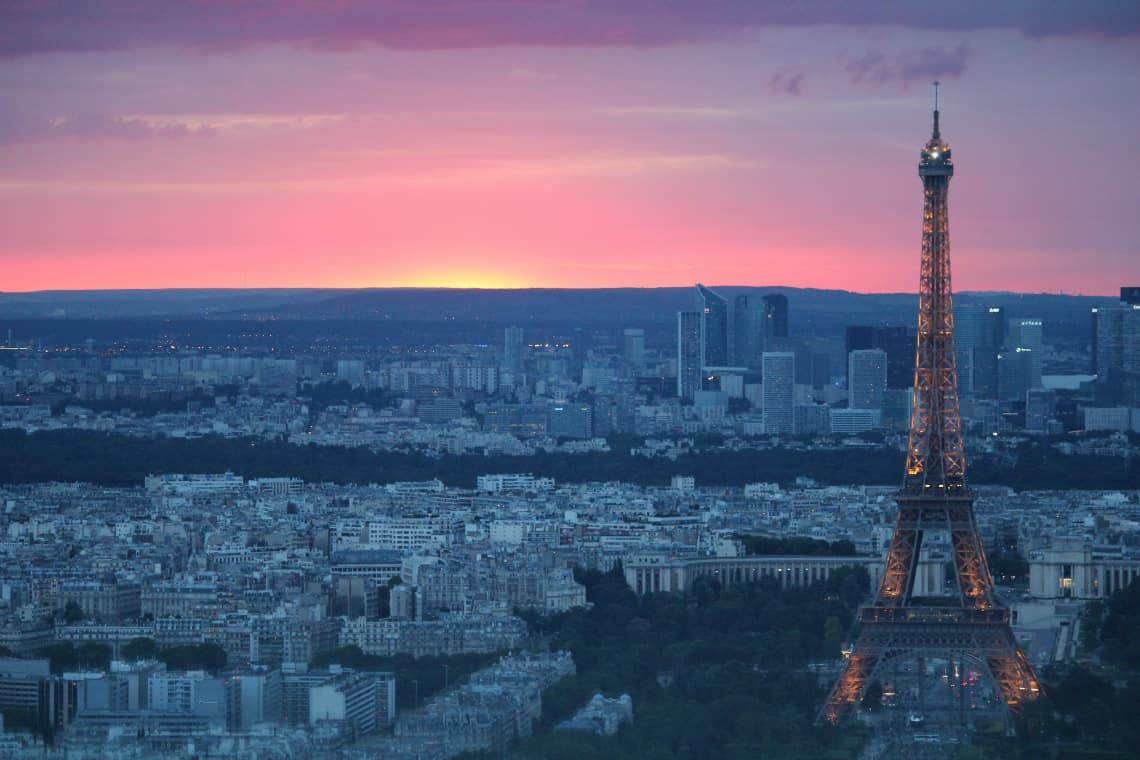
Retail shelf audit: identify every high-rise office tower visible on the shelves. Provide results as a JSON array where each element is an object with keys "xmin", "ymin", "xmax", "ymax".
[
  {"xmin": 761, "ymin": 352, "xmax": 795, "ymax": 435},
  {"xmin": 953, "ymin": 305, "xmax": 981, "ymax": 351},
  {"xmin": 1007, "ymin": 318, "xmax": 1044, "ymax": 389},
  {"xmin": 1092, "ymin": 295, "xmax": 1140, "ymax": 403},
  {"xmin": 987, "ymin": 307, "xmax": 1007, "ymax": 349},
  {"xmin": 1096, "ymin": 296, "xmax": 1140, "ymax": 376},
  {"xmin": 844, "ymin": 326, "xmax": 874, "ymax": 384},
  {"xmin": 1094, "ymin": 304, "xmax": 1125, "ymax": 376},
  {"xmin": 763, "ymin": 294, "xmax": 789, "ymax": 339},
  {"xmin": 810, "ymin": 353, "xmax": 831, "ymax": 390},
  {"xmin": 845, "ymin": 325, "xmax": 913, "ymax": 389},
  {"xmin": 1121, "ymin": 286, "xmax": 1140, "ymax": 305},
  {"xmin": 1007, "ymin": 318, "xmax": 1043, "ymax": 355},
  {"xmin": 954, "ymin": 305, "xmax": 1005, "ymax": 398},
  {"xmin": 954, "ymin": 305, "xmax": 1005, "ymax": 353},
  {"xmin": 1091, "ymin": 306, "xmax": 1100, "ymax": 375},
  {"xmin": 571, "ymin": 327, "xmax": 588, "ymax": 364},
  {"xmin": 677, "ymin": 311, "xmax": 702, "ymax": 400},
  {"xmin": 848, "ymin": 349, "xmax": 887, "ymax": 410},
  {"xmin": 503, "ymin": 326, "xmax": 525, "ymax": 374},
  {"xmin": 821, "ymin": 86, "xmax": 1038, "ymax": 725},
  {"xmin": 874, "ymin": 326, "xmax": 913, "ymax": 389},
  {"xmin": 845, "ymin": 326, "xmax": 874, "ymax": 353},
  {"xmin": 623, "ymin": 328, "xmax": 645, "ymax": 368},
  {"xmin": 997, "ymin": 348, "xmax": 1036, "ymax": 401},
  {"xmin": 695, "ymin": 284, "xmax": 728, "ymax": 368},
  {"xmin": 955, "ymin": 346, "xmax": 975, "ymax": 394},
  {"xmin": 953, "ymin": 305, "xmax": 982, "ymax": 395},
  {"xmin": 732, "ymin": 295, "xmax": 766, "ymax": 368},
  {"xmin": 735, "ymin": 293, "xmax": 790, "ymax": 369}
]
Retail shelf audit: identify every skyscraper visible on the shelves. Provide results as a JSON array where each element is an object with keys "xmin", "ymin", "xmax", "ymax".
[
  {"xmin": 954, "ymin": 305, "xmax": 1005, "ymax": 398},
  {"xmin": 844, "ymin": 326, "xmax": 874, "ymax": 385},
  {"xmin": 694, "ymin": 284, "xmax": 728, "ymax": 368},
  {"xmin": 503, "ymin": 326, "xmax": 525, "ymax": 374},
  {"xmin": 1092, "ymin": 295, "xmax": 1140, "ymax": 403},
  {"xmin": 761, "ymin": 352, "xmax": 794, "ymax": 435},
  {"xmin": 1007, "ymin": 317, "xmax": 1044, "ymax": 389},
  {"xmin": 997, "ymin": 348, "xmax": 1036, "ymax": 402},
  {"xmin": 677, "ymin": 311, "xmax": 702, "ymax": 400},
  {"xmin": 848, "ymin": 349, "xmax": 887, "ymax": 410},
  {"xmin": 876, "ymin": 326, "xmax": 913, "ymax": 389},
  {"xmin": 845, "ymin": 325, "xmax": 913, "ymax": 389},
  {"xmin": 1007, "ymin": 318, "xmax": 1043, "ymax": 355},
  {"xmin": 732, "ymin": 294, "xmax": 766, "ymax": 369},
  {"xmin": 623, "ymin": 328, "xmax": 645, "ymax": 368},
  {"xmin": 763, "ymin": 294, "xmax": 789, "ymax": 339},
  {"xmin": 953, "ymin": 304, "xmax": 984, "ymax": 394},
  {"xmin": 734, "ymin": 292, "xmax": 789, "ymax": 369}
]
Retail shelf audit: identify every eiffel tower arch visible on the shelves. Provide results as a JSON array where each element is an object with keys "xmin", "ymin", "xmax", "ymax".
[{"xmin": 819, "ymin": 84, "xmax": 1041, "ymax": 726}]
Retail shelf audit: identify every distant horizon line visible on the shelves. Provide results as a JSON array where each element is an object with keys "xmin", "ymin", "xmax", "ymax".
[{"xmin": 0, "ymin": 285, "xmax": 1124, "ymax": 298}]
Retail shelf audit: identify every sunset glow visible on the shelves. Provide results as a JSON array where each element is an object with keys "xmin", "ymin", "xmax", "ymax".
[{"xmin": 2, "ymin": 4, "xmax": 1138, "ymax": 294}]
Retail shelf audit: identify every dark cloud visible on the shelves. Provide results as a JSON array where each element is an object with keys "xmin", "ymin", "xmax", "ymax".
[
  {"xmin": 1, "ymin": 1, "xmax": 1137, "ymax": 58},
  {"xmin": 769, "ymin": 68, "xmax": 806, "ymax": 97},
  {"xmin": 846, "ymin": 43, "xmax": 972, "ymax": 88},
  {"xmin": 0, "ymin": 112, "xmax": 215, "ymax": 144}
]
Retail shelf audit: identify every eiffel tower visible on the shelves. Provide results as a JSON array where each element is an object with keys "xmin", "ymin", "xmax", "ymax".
[{"xmin": 819, "ymin": 84, "xmax": 1040, "ymax": 725}]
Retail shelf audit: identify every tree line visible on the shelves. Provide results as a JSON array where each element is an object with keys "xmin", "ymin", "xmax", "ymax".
[{"xmin": 2, "ymin": 429, "xmax": 1135, "ymax": 490}]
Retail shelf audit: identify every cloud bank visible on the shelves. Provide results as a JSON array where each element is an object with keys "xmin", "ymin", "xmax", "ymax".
[
  {"xmin": 846, "ymin": 43, "xmax": 972, "ymax": 88},
  {"xmin": 0, "ymin": 111, "xmax": 215, "ymax": 144},
  {"xmin": 2, "ymin": 1, "xmax": 1137, "ymax": 58}
]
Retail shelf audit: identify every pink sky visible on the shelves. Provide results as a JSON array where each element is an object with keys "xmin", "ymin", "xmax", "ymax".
[{"xmin": 1, "ymin": 3, "xmax": 1138, "ymax": 294}]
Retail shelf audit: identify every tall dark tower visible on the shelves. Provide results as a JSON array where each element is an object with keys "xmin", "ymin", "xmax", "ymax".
[
  {"xmin": 820, "ymin": 84, "xmax": 1040, "ymax": 726},
  {"xmin": 763, "ymin": 294, "xmax": 788, "ymax": 339},
  {"xmin": 694, "ymin": 284, "xmax": 728, "ymax": 367}
]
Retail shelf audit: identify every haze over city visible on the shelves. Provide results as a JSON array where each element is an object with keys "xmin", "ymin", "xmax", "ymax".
[{"xmin": 2, "ymin": 1, "xmax": 1139, "ymax": 294}]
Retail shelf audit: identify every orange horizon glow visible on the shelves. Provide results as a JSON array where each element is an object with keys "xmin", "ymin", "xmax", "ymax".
[
  {"xmin": 0, "ymin": 239, "xmax": 1125, "ymax": 296},
  {"xmin": 1, "ymin": 26, "xmax": 1137, "ymax": 297}
]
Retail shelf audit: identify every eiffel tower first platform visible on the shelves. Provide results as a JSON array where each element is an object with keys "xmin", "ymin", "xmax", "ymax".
[{"xmin": 819, "ymin": 84, "xmax": 1041, "ymax": 726}]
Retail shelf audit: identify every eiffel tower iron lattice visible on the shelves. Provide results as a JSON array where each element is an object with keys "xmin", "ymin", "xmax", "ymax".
[{"xmin": 819, "ymin": 84, "xmax": 1041, "ymax": 726}]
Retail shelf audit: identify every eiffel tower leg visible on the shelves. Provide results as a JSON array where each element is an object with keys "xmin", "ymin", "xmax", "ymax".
[
  {"xmin": 950, "ymin": 526, "xmax": 992, "ymax": 602},
  {"xmin": 819, "ymin": 645, "xmax": 878, "ymax": 725},
  {"xmin": 986, "ymin": 646, "xmax": 1041, "ymax": 709}
]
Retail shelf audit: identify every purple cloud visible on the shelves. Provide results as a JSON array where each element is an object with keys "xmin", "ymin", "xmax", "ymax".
[
  {"xmin": 769, "ymin": 68, "xmax": 806, "ymax": 97},
  {"xmin": 1, "ymin": 1, "xmax": 1137, "ymax": 58},
  {"xmin": 846, "ymin": 43, "xmax": 972, "ymax": 88},
  {"xmin": 0, "ymin": 112, "xmax": 215, "ymax": 144}
]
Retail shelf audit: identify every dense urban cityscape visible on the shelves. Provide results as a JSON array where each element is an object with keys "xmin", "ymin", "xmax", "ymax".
[{"xmin": 0, "ymin": 275, "xmax": 1137, "ymax": 757}]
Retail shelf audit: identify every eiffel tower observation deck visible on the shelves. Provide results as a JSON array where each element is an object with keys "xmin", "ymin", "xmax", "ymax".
[{"xmin": 819, "ymin": 84, "xmax": 1041, "ymax": 727}]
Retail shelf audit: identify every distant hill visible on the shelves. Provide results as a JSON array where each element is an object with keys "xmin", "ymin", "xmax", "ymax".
[
  {"xmin": 0, "ymin": 287, "xmax": 1111, "ymax": 340},
  {"xmin": 0, "ymin": 289, "xmax": 338, "ymax": 319}
]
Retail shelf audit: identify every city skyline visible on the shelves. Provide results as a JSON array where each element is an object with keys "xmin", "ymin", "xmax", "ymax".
[{"xmin": 2, "ymin": 3, "xmax": 1139, "ymax": 295}]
